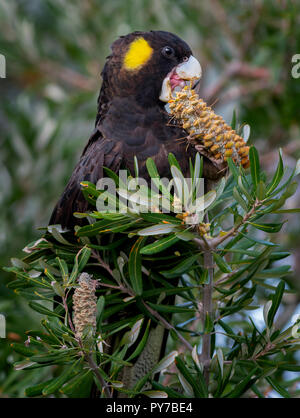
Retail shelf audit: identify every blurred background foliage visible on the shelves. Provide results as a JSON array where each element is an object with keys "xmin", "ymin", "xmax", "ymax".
[{"xmin": 0, "ymin": 0, "xmax": 300, "ymax": 397}]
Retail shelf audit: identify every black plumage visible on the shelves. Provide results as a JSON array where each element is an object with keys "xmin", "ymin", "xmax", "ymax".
[{"xmin": 49, "ymin": 31, "xmax": 199, "ymax": 228}]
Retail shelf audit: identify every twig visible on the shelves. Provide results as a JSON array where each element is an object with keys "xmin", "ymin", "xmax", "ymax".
[
  {"xmin": 200, "ymin": 213, "xmax": 214, "ymax": 386},
  {"xmin": 141, "ymin": 300, "xmax": 193, "ymax": 351},
  {"xmin": 86, "ymin": 353, "xmax": 112, "ymax": 398}
]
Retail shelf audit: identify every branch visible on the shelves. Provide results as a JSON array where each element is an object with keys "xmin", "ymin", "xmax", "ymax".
[{"xmin": 141, "ymin": 300, "xmax": 193, "ymax": 351}]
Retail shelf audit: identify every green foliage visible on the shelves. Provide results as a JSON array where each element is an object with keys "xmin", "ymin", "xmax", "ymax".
[
  {"xmin": 4, "ymin": 150, "xmax": 300, "ymax": 398},
  {"xmin": 1, "ymin": 0, "xmax": 300, "ymax": 399}
]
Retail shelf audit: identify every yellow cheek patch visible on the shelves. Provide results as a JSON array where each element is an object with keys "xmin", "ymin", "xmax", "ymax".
[{"xmin": 123, "ymin": 37, "xmax": 153, "ymax": 71}]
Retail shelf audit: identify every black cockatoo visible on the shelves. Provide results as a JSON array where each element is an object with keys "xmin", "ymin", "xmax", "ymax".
[
  {"xmin": 49, "ymin": 30, "xmax": 213, "ymax": 229},
  {"xmin": 49, "ymin": 31, "xmax": 211, "ymax": 396}
]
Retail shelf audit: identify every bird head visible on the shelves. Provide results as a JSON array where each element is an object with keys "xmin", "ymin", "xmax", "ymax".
[{"xmin": 102, "ymin": 31, "xmax": 202, "ymax": 107}]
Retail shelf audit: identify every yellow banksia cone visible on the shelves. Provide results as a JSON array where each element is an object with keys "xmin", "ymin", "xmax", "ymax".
[
  {"xmin": 169, "ymin": 87, "xmax": 250, "ymax": 169},
  {"xmin": 73, "ymin": 273, "xmax": 98, "ymax": 340}
]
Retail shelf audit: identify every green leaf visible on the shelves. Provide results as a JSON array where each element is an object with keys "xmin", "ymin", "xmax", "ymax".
[
  {"xmin": 77, "ymin": 246, "xmax": 92, "ymax": 272},
  {"xmin": 152, "ymin": 381, "xmax": 185, "ymax": 398},
  {"xmin": 96, "ymin": 296, "xmax": 105, "ymax": 329},
  {"xmin": 267, "ymin": 281, "xmax": 285, "ymax": 327},
  {"xmin": 28, "ymin": 302, "xmax": 62, "ymax": 318},
  {"xmin": 60, "ymin": 370, "xmax": 92, "ymax": 396},
  {"xmin": 227, "ymin": 157, "xmax": 239, "ymax": 182},
  {"xmin": 213, "ymin": 252, "xmax": 232, "ymax": 273},
  {"xmin": 233, "ymin": 186, "xmax": 248, "ymax": 212},
  {"xmin": 273, "ymin": 208, "xmax": 300, "ymax": 214},
  {"xmin": 147, "ymin": 302, "xmax": 194, "ymax": 314},
  {"xmin": 266, "ymin": 149, "xmax": 284, "ymax": 195},
  {"xmin": 204, "ymin": 312, "xmax": 214, "ymax": 333},
  {"xmin": 160, "ymin": 254, "xmax": 199, "ymax": 278},
  {"xmin": 121, "ymin": 318, "xmax": 143, "ymax": 347},
  {"xmin": 140, "ymin": 234, "xmax": 179, "ymax": 254},
  {"xmin": 249, "ymin": 146, "xmax": 260, "ymax": 189},
  {"xmin": 126, "ymin": 319, "xmax": 151, "ymax": 362},
  {"xmin": 56, "ymin": 257, "xmax": 69, "ymax": 284},
  {"xmin": 175, "ymin": 355, "xmax": 208, "ymax": 398},
  {"xmin": 48, "ymin": 226, "xmax": 72, "ymax": 246},
  {"xmin": 11, "ymin": 343, "xmax": 38, "ymax": 357},
  {"xmin": 256, "ymin": 181, "xmax": 266, "ymax": 200},
  {"xmin": 139, "ymin": 212, "xmax": 182, "ymax": 225},
  {"xmin": 133, "ymin": 155, "xmax": 139, "ymax": 177},
  {"xmin": 153, "ymin": 350, "xmax": 178, "ymax": 374},
  {"xmin": 231, "ymin": 109, "xmax": 237, "ymax": 130},
  {"xmin": 25, "ymin": 380, "xmax": 54, "ymax": 397},
  {"xmin": 43, "ymin": 359, "xmax": 81, "ymax": 395},
  {"xmin": 168, "ymin": 152, "xmax": 182, "ymax": 171},
  {"xmin": 226, "ymin": 367, "xmax": 259, "ymax": 398},
  {"xmin": 239, "ymin": 232, "xmax": 278, "ymax": 247},
  {"xmin": 146, "ymin": 157, "xmax": 173, "ymax": 200},
  {"xmin": 128, "ymin": 237, "xmax": 146, "ymax": 295},
  {"xmin": 248, "ymin": 221, "xmax": 285, "ymax": 233},
  {"xmin": 265, "ymin": 376, "xmax": 290, "ymax": 398},
  {"xmin": 216, "ymin": 348, "xmax": 224, "ymax": 378},
  {"xmin": 137, "ymin": 224, "xmax": 177, "ymax": 236},
  {"xmin": 76, "ymin": 219, "xmax": 129, "ymax": 237}
]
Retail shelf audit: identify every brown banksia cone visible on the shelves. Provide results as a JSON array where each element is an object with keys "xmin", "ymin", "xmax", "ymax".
[
  {"xmin": 73, "ymin": 273, "xmax": 98, "ymax": 340},
  {"xmin": 169, "ymin": 87, "xmax": 250, "ymax": 170}
]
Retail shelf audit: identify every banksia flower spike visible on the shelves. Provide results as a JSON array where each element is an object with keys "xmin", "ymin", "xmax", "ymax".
[
  {"xmin": 169, "ymin": 87, "xmax": 250, "ymax": 169},
  {"xmin": 73, "ymin": 273, "xmax": 98, "ymax": 340}
]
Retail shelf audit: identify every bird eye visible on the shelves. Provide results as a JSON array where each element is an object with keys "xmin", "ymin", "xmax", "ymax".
[{"xmin": 162, "ymin": 46, "xmax": 175, "ymax": 58}]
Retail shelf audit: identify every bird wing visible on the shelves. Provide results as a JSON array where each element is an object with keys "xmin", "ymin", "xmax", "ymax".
[{"xmin": 49, "ymin": 129, "xmax": 123, "ymax": 228}]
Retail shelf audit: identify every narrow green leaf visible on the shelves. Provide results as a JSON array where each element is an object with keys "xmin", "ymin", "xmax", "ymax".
[
  {"xmin": 249, "ymin": 146, "xmax": 260, "ymax": 189},
  {"xmin": 11, "ymin": 343, "xmax": 38, "ymax": 357},
  {"xmin": 128, "ymin": 237, "xmax": 146, "ymax": 295},
  {"xmin": 43, "ymin": 359, "xmax": 81, "ymax": 395},
  {"xmin": 226, "ymin": 367, "xmax": 259, "ymax": 398},
  {"xmin": 267, "ymin": 281, "xmax": 285, "ymax": 327},
  {"xmin": 160, "ymin": 254, "xmax": 199, "ymax": 278},
  {"xmin": 168, "ymin": 152, "xmax": 181, "ymax": 171},
  {"xmin": 175, "ymin": 355, "xmax": 208, "ymax": 398},
  {"xmin": 147, "ymin": 302, "xmax": 194, "ymax": 314},
  {"xmin": 29, "ymin": 302, "xmax": 62, "ymax": 318},
  {"xmin": 265, "ymin": 376, "xmax": 290, "ymax": 398},
  {"xmin": 248, "ymin": 221, "xmax": 285, "ymax": 233},
  {"xmin": 140, "ymin": 234, "xmax": 179, "ymax": 254},
  {"xmin": 138, "ymin": 224, "xmax": 177, "ymax": 236},
  {"xmin": 213, "ymin": 252, "xmax": 232, "ymax": 273},
  {"xmin": 266, "ymin": 149, "xmax": 284, "ymax": 196},
  {"xmin": 233, "ymin": 186, "xmax": 248, "ymax": 212}
]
